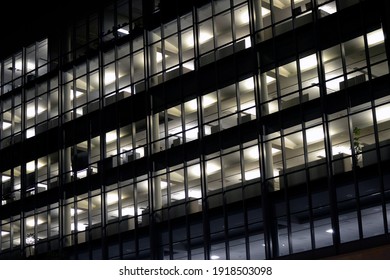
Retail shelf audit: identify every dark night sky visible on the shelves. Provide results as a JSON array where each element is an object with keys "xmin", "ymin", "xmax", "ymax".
[{"xmin": 0, "ymin": 0, "xmax": 104, "ymax": 59}]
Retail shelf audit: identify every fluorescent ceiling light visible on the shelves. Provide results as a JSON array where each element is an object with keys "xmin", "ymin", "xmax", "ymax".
[
  {"xmin": 1, "ymin": 231, "xmax": 9, "ymax": 237},
  {"xmin": 117, "ymin": 28, "xmax": 129, "ymax": 35},
  {"xmin": 106, "ymin": 131, "xmax": 117, "ymax": 143},
  {"xmin": 186, "ymin": 99, "xmax": 198, "ymax": 111},
  {"xmin": 106, "ymin": 193, "xmax": 119, "ymax": 205},
  {"xmin": 210, "ymin": 255, "xmax": 220, "ymax": 260},
  {"xmin": 135, "ymin": 147, "xmax": 145, "ymax": 158},
  {"xmin": 70, "ymin": 90, "xmax": 84, "ymax": 100},
  {"xmin": 2, "ymin": 121, "xmax": 12, "ymax": 130},
  {"xmin": 206, "ymin": 162, "xmax": 220, "ymax": 175},
  {"xmin": 240, "ymin": 10, "xmax": 249, "ymax": 24},
  {"xmin": 188, "ymin": 189, "xmax": 202, "ymax": 198},
  {"xmin": 319, "ymin": 3, "xmax": 337, "ymax": 15},
  {"xmin": 245, "ymin": 169, "xmax": 261, "ymax": 180},
  {"xmin": 26, "ymin": 128, "xmax": 35, "ymax": 139},
  {"xmin": 332, "ymin": 145, "xmax": 351, "ymax": 156},
  {"xmin": 156, "ymin": 52, "xmax": 169, "ymax": 63},
  {"xmin": 376, "ymin": 105, "xmax": 390, "ymax": 122},
  {"xmin": 188, "ymin": 162, "xmax": 220, "ymax": 177},
  {"xmin": 26, "ymin": 105, "xmax": 45, "ymax": 118},
  {"xmin": 37, "ymin": 183, "xmax": 47, "ymax": 190},
  {"xmin": 121, "ymin": 207, "xmax": 133, "ymax": 216},
  {"xmin": 186, "ymin": 31, "xmax": 212, "ymax": 47},
  {"xmin": 27, "ymin": 62, "xmax": 35, "ymax": 71},
  {"xmin": 185, "ymin": 127, "xmax": 199, "ymax": 140},
  {"xmin": 326, "ymin": 229, "xmax": 334, "ymax": 234},
  {"xmin": 76, "ymin": 169, "xmax": 88, "ymax": 178},
  {"xmin": 26, "ymin": 162, "xmax": 35, "ymax": 173},
  {"xmin": 71, "ymin": 223, "xmax": 88, "ymax": 231},
  {"xmin": 241, "ymin": 78, "xmax": 254, "ymax": 91},
  {"xmin": 183, "ymin": 61, "xmax": 195, "ymax": 71},
  {"xmin": 202, "ymin": 95, "xmax": 217, "ymax": 107},
  {"xmin": 247, "ymin": 146, "xmax": 259, "ymax": 160},
  {"xmin": 14, "ymin": 61, "xmax": 23, "ymax": 71},
  {"xmin": 266, "ymin": 75, "xmax": 276, "ymax": 84},
  {"xmin": 261, "ymin": 7, "xmax": 271, "ymax": 17},
  {"xmin": 305, "ymin": 126, "xmax": 324, "ymax": 144},
  {"xmin": 26, "ymin": 160, "xmax": 44, "ymax": 172},
  {"xmin": 70, "ymin": 208, "xmax": 84, "ymax": 216},
  {"xmin": 160, "ymin": 180, "xmax": 168, "ymax": 188},
  {"xmin": 26, "ymin": 217, "xmax": 44, "ymax": 228},
  {"xmin": 1, "ymin": 175, "xmax": 11, "ymax": 183},
  {"xmin": 104, "ymin": 72, "xmax": 116, "ymax": 85},
  {"xmin": 367, "ymin": 29, "xmax": 385, "ymax": 46},
  {"xmin": 244, "ymin": 36, "xmax": 251, "ymax": 48},
  {"xmin": 198, "ymin": 32, "xmax": 213, "ymax": 44},
  {"xmin": 299, "ymin": 54, "xmax": 317, "ymax": 71}
]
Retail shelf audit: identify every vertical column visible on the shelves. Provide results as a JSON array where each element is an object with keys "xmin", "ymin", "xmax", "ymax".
[
  {"xmin": 253, "ymin": 0, "xmax": 279, "ymax": 259},
  {"xmin": 152, "ymin": 112, "xmax": 162, "ymax": 212},
  {"xmin": 63, "ymin": 147, "xmax": 72, "ymax": 246},
  {"xmin": 150, "ymin": 44, "xmax": 158, "ymax": 86},
  {"xmin": 254, "ymin": 0, "xmax": 275, "ymax": 189}
]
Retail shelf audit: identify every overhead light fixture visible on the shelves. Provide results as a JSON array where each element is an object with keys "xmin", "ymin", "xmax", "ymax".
[
  {"xmin": 104, "ymin": 72, "xmax": 116, "ymax": 85},
  {"xmin": 76, "ymin": 168, "xmax": 88, "ymax": 178},
  {"xmin": 14, "ymin": 61, "xmax": 23, "ymax": 71},
  {"xmin": 239, "ymin": 10, "xmax": 250, "ymax": 25},
  {"xmin": 117, "ymin": 28, "xmax": 129, "ymax": 35},
  {"xmin": 183, "ymin": 61, "xmax": 195, "ymax": 71},
  {"xmin": 121, "ymin": 207, "xmax": 142, "ymax": 217},
  {"xmin": 367, "ymin": 29, "xmax": 385, "ymax": 46},
  {"xmin": 241, "ymin": 78, "xmax": 254, "ymax": 91},
  {"xmin": 185, "ymin": 127, "xmax": 199, "ymax": 140},
  {"xmin": 198, "ymin": 31, "xmax": 213, "ymax": 44},
  {"xmin": 261, "ymin": 7, "xmax": 271, "ymax": 17},
  {"xmin": 186, "ymin": 99, "xmax": 198, "ymax": 111},
  {"xmin": 202, "ymin": 95, "xmax": 217, "ymax": 107},
  {"xmin": 156, "ymin": 52, "xmax": 169, "ymax": 63},
  {"xmin": 299, "ymin": 54, "xmax": 317, "ymax": 71},
  {"xmin": 188, "ymin": 162, "xmax": 220, "ymax": 177},
  {"xmin": 71, "ymin": 223, "xmax": 88, "ymax": 231},
  {"xmin": 205, "ymin": 162, "xmax": 220, "ymax": 175},
  {"xmin": 1, "ymin": 231, "xmax": 9, "ymax": 237},
  {"xmin": 244, "ymin": 169, "xmax": 261, "ymax": 180},
  {"xmin": 26, "ymin": 105, "xmax": 45, "ymax": 118},
  {"xmin": 211, "ymin": 255, "xmax": 220, "ymax": 260},
  {"xmin": 106, "ymin": 131, "xmax": 117, "ymax": 143},
  {"xmin": 305, "ymin": 126, "xmax": 324, "ymax": 144},
  {"xmin": 37, "ymin": 183, "xmax": 47, "ymax": 190},
  {"xmin": 70, "ymin": 208, "xmax": 84, "ymax": 216},
  {"xmin": 26, "ymin": 217, "xmax": 44, "ymax": 228},
  {"xmin": 2, "ymin": 121, "xmax": 12, "ymax": 130},
  {"xmin": 106, "ymin": 193, "xmax": 119, "ymax": 205},
  {"xmin": 26, "ymin": 128, "xmax": 35, "ymax": 139},
  {"xmin": 247, "ymin": 146, "xmax": 259, "ymax": 160},
  {"xmin": 326, "ymin": 229, "xmax": 334, "ymax": 234},
  {"xmin": 159, "ymin": 180, "xmax": 168, "ymax": 188},
  {"xmin": 266, "ymin": 75, "xmax": 276, "ymax": 84},
  {"xmin": 376, "ymin": 105, "xmax": 390, "ymax": 122},
  {"xmin": 188, "ymin": 189, "xmax": 202, "ymax": 198},
  {"xmin": 319, "ymin": 3, "xmax": 337, "ymax": 15},
  {"xmin": 26, "ymin": 62, "xmax": 35, "ymax": 72},
  {"xmin": 1, "ymin": 175, "xmax": 11, "ymax": 183},
  {"xmin": 26, "ymin": 160, "xmax": 44, "ymax": 173},
  {"xmin": 70, "ymin": 89, "xmax": 84, "ymax": 100}
]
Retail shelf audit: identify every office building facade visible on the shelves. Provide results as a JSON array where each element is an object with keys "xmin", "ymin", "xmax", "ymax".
[{"xmin": 0, "ymin": 0, "xmax": 390, "ymax": 259}]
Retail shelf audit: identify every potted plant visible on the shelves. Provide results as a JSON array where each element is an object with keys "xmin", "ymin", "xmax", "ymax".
[{"xmin": 352, "ymin": 126, "xmax": 362, "ymax": 168}]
